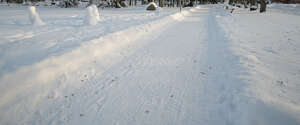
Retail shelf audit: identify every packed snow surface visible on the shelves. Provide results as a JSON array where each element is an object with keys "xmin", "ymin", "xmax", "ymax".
[{"xmin": 0, "ymin": 4, "xmax": 300, "ymax": 125}]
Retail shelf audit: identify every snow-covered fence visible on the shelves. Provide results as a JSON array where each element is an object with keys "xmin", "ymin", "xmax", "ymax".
[
  {"xmin": 28, "ymin": 6, "xmax": 45, "ymax": 26},
  {"xmin": 85, "ymin": 4, "xmax": 101, "ymax": 25}
]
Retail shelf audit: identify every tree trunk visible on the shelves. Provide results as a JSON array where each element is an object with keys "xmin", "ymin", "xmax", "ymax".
[
  {"xmin": 89, "ymin": 0, "xmax": 94, "ymax": 5},
  {"xmin": 73, "ymin": 0, "xmax": 78, "ymax": 7},
  {"xmin": 159, "ymin": 0, "xmax": 164, "ymax": 7},
  {"xmin": 260, "ymin": 0, "xmax": 266, "ymax": 13},
  {"xmin": 249, "ymin": 0, "xmax": 255, "ymax": 5}
]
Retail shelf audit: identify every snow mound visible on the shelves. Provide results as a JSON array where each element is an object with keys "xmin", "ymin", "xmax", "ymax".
[
  {"xmin": 28, "ymin": 6, "xmax": 45, "ymax": 26},
  {"xmin": 85, "ymin": 5, "xmax": 100, "ymax": 25},
  {"xmin": 91, "ymin": 5, "xmax": 101, "ymax": 21},
  {"xmin": 170, "ymin": 10, "xmax": 191, "ymax": 21}
]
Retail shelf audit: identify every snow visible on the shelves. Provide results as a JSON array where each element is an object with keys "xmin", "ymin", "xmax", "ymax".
[
  {"xmin": 146, "ymin": 2, "xmax": 159, "ymax": 8},
  {"xmin": 91, "ymin": 5, "xmax": 101, "ymax": 22},
  {"xmin": 28, "ymin": 6, "xmax": 45, "ymax": 26},
  {"xmin": 218, "ymin": 4, "xmax": 300, "ymax": 123},
  {"xmin": 145, "ymin": 2, "xmax": 159, "ymax": 10},
  {"xmin": 85, "ymin": 5, "xmax": 100, "ymax": 25},
  {"xmin": 268, "ymin": 3, "xmax": 300, "ymax": 16},
  {"xmin": 0, "ymin": 4, "xmax": 300, "ymax": 125}
]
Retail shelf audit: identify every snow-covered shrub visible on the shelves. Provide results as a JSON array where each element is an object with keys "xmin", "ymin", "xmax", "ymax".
[
  {"xmin": 250, "ymin": 5, "xmax": 258, "ymax": 11},
  {"xmin": 85, "ymin": 5, "xmax": 100, "ymax": 25},
  {"xmin": 146, "ymin": 2, "xmax": 158, "ymax": 11},
  {"xmin": 28, "ymin": 6, "xmax": 45, "ymax": 26}
]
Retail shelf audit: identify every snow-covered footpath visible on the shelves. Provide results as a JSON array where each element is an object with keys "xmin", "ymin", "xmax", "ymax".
[
  {"xmin": 0, "ymin": 4, "xmax": 300, "ymax": 125},
  {"xmin": 0, "ymin": 5, "xmax": 192, "ymax": 124}
]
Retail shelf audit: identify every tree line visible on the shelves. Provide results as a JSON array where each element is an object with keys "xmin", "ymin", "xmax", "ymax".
[{"xmin": 0, "ymin": 0, "xmax": 225, "ymax": 7}]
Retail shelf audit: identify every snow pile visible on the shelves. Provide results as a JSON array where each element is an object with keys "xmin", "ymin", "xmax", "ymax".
[
  {"xmin": 170, "ymin": 9, "xmax": 192, "ymax": 21},
  {"xmin": 168, "ymin": 6, "xmax": 198, "ymax": 21},
  {"xmin": 91, "ymin": 5, "xmax": 100, "ymax": 21},
  {"xmin": 85, "ymin": 5, "xmax": 100, "ymax": 25},
  {"xmin": 28, "ymin": 6, "xmax": 45, "ymax": 26}
]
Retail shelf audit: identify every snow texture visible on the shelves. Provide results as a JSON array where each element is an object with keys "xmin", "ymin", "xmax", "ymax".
[{"xmin": 28, "ymin": 6, "xmax": 45, "ymax": 26}]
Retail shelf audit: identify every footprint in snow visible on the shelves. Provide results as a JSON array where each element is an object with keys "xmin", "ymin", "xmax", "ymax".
[
  {"xmin": 276, "ymin": 80, "xmax": 287, "ymax": 88},
  {"xmin": 145, "ymin": 110, "xmax": 150, "ymax": 114},
  {"xmin": 111, "ymin": 77, "xmax": 119, "ymax": 82}
]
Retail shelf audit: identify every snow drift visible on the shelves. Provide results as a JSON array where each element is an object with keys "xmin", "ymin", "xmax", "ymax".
[{"xmin": 28, "ymin": 6, "xmax": 45, "ymax": 26}]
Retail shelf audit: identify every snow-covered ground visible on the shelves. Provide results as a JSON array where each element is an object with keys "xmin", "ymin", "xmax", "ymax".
[
  {"xmin": 268, "ymin": 3, "xmax": 300, "ymax": 15},
  {"xmin": 218, "ymin": 4, "xmax": 300, "ymax": 124},
  {"xmin": 0, "ymin": 6, "xmax": 180, "ymax": 76},
  {"xmin": 0, "ymin": 4, "xmax": 300, "ymax": 125}
]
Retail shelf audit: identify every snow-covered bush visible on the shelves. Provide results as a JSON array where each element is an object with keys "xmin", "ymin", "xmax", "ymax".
[
  {"xmin": 28, "ymin": 6, "xmax": 45, "ymax": 26},
  {"xmin": 146, "ymin": 2, "xmax": 158, "ymax": 11},
  {"xmin": 250, "ymin": 5, "xmax": 258, "ymax": 11},
  {"xmin": 85, "ymin": 5, "xmax": 100, "ymax": 25}
]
